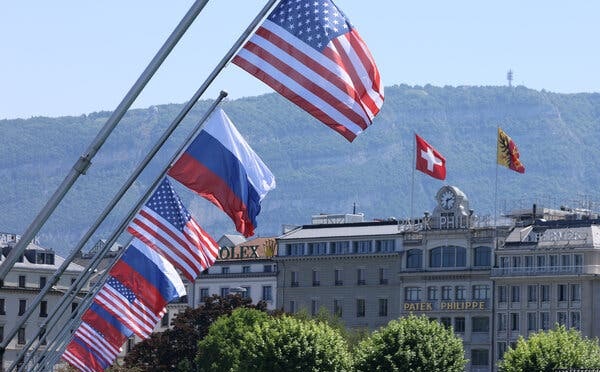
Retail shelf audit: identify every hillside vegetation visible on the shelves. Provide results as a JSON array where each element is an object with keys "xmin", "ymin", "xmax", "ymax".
[{"xmin": 2, "ymin": 85, "xmax": 599, "ymax": 254}]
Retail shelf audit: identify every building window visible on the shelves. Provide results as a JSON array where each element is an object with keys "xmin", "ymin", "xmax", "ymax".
[
  {"xmin": 498, "ymin": 285, "xmax": 507, "ymax": 303},
  {"xmin": 406, "ymin": 249, "xmax": 423, "ymax": 269},
  {"xmin": 541, "ymin": 285, "xmax": 550, "ymax": 302},
  {"xmin": 18, "ymin": 275, "xmax": 26, "ymax": 288},
  {"xmin": 291, "ymin": 271, "xmax": 299, "ymax": 287},
  {"xmin": 440, "ymin": 317, "xmax": 451, "ymax": 328},
  {"xmin": 376, "ymin": 239, "xmax": 395, "ymax": 253},
  {"xmin": 241, "ymin": 287, "xmax": 251, "ymax": 299},
  {"xmin": 127, "ymin": 337, "xmax": 135, "ymax": 352},
  {"xmin": 536, "ymin": 255, "xmax": 546, "ymax": 268},
  {"xmin": 527, "ymin": 285, "xmax": 538, "ymax": 302},
  {"xmin": 17, "ymin": 327, "xmax": 25, "ymax": 345},
  {"xmin": 39, "ymin": 301, "xmax": 48, "ymax": 318},
  {"xmin": 312, "ymin": 270, "xmax": 320, "ymax": 286},
  {"xmin": 510, "ymin": 285, "xmax": 520, "ymax": 303},
  {"xmin": 429, "ymin": 246, "xmax": 466, "ymax": 268},
  {"xmin": 472, "ymin": 316, "xmax": 489, "ymax": 332},
  {"xmin": 39, "ymin": 276, "xmax": 47, "ymax": 289},
  {"xmin": 242, "ymin": 266, "xmax": 251, "ymax": 273},
  {"xmin": 262, "ymin": 286, "xmax": 272, "ymax": 301},
  {"xmin": 0, "ymin": 325, "xmax": 4, "ymax": 343},
  {"xmin": 334, "ymin": 299, "xmax": 342, "ymax": 317},
  {"xmin": 378, "ymin": 298, "xmax": 388, "ymax": 317},
  {"xmin": 498, "ymin": 342, "xmax": 507, "ymax": 360},
  {"xmin": 221, "ymin": 267, "xmax": 230, "ymax": 274},
  {"xmin": 455, "ymin": 286, "xmax": 466, "ymax": 300},
  {"xmin": 441, "ymin": 286, "xmax": 452, "ymax": 300},
  {"xmin": 220, "ymin": 287, "xmax": 230, "ymax": 297},
  {"xmin": 527, "ymin": 312, "xmax": 537, "ymax": 331},
  {"xmin": 570, "ymin": 284, "xmax": 581, "ymax": 301},
  {"xmin": 357, "ymin": 268, "xmax": 366, "ymax": 285},
  {"xmin": 355, "ymin": 241, "xmax": 372, "ymax": 254},
  {"xmin": 379, "ymin": 268, "xmax": 389, "ymax": 285},
  {"xmin": 549, "ymin": 254, "xmax": 559, "ymax": 267},
  {"xmin": 574, "ymin": 254, "xmax": 583, "ymax": 267},
  {"xmin": 427, "ymin": 286, "xmax": 438, "ymax": 301},
  {"xmin": 499, "ymin": 256, "xmax": 509, "ymax": 268},
  {"xmin": 472, "ymin": 285, "xmax": 490, "ymax": 300},
  {"xmin": 405, "ymin": 287, "xmax": 422, "ymax": 301},
  {"xmin": 454, "ymin": 317, "xmax": 465, "ymax": 333},
  {"xmin": 512, "ymin": 256, "xmax": 521, "ymax": 268},
  {"xmin": 311, "ymin": 300, "xmax": 318, "ymax": 316},
  {"xmin": 200, "ymin": 288, "xmax": 209, "ymax": 301},
  {"xmin": 524, "ymin": 255, "xmax": 534, "ymax": 268},
  {"xmin": 471, "ymin": 349, "xmax": 489, "ymax": 366},
  {"xmin": 557, "ymin": 311, "xmax": 567, "ymax": 326},
  {"xmin": 497, "ymin": 313, "xmax": 506, "ymax": 331},
  {"xmin": 473, "ymin": 246, "xmax": 491, "ymax": 267},
  {"xmin": 540, "ymin": 312, "xmax": 550, "ymax": 330},
  {"xmin": 289, "ymin": 300, "xmax": 296, "ymax": 313},
  {"xmin": 571, "ymin": 311, "xmax": 581, "ymax": 330},
  {"xmin": 308, "ymin": 242, "xmax": 327, "ymax": 255},
  {"xmin": 19, "ymin": 300, "xmax": 26, "ymax": 316},
  {"xmin": 0, "ymin": 298, "xmax": 5, "ymax": 315},
  {"xmin": 558, "ymin": 284, "xmax": 567, "ymax": 302},
  {"xmin": 332, "ymin": 241, "xmax": 350, "ymax": 255},
  {"xmin": 263, "ymin": 264, "xmax": 273, "ymax": 272},
  {"xmin": 510, "ymin": 313, "xmax": 519, "ymax": 331},
  {"xmin": 356, "ymin": 299, "xmax": 365, "ymax": 317},
  {"xmin": 561, "ymin": 254, "xmax": 571, "ymax": 267},
  {"xmin": 334, "ymin": 269, "xmax": 343, "ymax": 286},
  {"xmin": 161, "ymin": 312, "xmax": 169, "ymax": 327}
]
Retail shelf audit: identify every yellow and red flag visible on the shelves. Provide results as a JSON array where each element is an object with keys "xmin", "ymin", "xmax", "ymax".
[{"xmin": 497, "ymin": 127, "xmax": 525, "ymax": 173}]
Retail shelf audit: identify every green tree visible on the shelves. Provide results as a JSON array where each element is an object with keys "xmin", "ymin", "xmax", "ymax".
[
  {"xmin": 123, "ymin": 295, "xmax": 267, "ymax": 371},
  {"xmin": 238, "ymin": 314, "xmax": 352, "ymax": 372},
  {"xmin": 353, "ymin": 314, "xmax": 467, "ymax": 372},
  {"xmin": 195, "ymin": 308, "xmax": 270, "ymax": 372},
  {"xmin": 498, "ymin": 325, "xmax": 600, "ymax": 372}
]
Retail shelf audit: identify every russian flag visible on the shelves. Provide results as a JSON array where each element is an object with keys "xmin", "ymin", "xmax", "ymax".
[{"xmin": 168, "ymin": 108, "xmax": 275, "ymax": 237}]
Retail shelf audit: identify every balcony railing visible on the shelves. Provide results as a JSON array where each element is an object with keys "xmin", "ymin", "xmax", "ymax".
[{"xmin": 491, "ymin": 265, "xmax": 599, "ymax": 277}]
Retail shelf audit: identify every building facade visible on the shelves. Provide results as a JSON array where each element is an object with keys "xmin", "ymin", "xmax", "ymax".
[
  {"xmin": 491, "ymin": 208, "xmax": 600, "ymax": 368},
  {"xmin": 275, "ymin": 186, "xmax": 512, "ymax": 372},
  {"xmin": 0, "ymin": 233, "xmax": 87, "ymax": 370}
]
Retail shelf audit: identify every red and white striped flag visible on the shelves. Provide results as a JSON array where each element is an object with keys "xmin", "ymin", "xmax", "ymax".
[{"xmin": 233, "ymin": 0, "xmax": 384, "ymax": 142}]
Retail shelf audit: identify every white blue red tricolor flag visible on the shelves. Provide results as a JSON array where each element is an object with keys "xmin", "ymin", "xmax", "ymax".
[
  {"xmin": 127, "ymin": 177, "xmax": 219, "ymax": 281},
  {"xmin": 168, "ymin": 108, "xmax": 276, "ymax": 238},
  {"xmin": 233, "ymin": 0, "xmax": 384, "ymax": 142}
]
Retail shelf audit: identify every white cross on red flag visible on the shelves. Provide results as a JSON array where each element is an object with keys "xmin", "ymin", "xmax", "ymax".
[{"xmin": 415, "ymin": 134, "xmax": 446, "ymax": 180}]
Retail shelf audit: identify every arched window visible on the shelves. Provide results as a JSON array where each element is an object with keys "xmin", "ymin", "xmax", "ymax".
[
  {"xmin": 406, "ymin": 249, "xmax": 423, "ymax": 268},
  {"xmin": 473, "ymin": 246, "xmax": 492, "ymax": 267},
  {"xmin": 429, "ymin": 246, "xmax": 466, "ymax": 268}
]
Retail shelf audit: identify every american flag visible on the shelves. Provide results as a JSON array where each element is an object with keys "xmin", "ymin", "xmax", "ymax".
[
  {"xmin": 233, "ymin": 0, "xmax": 384, "ymax": 142},
  {"xmin": 127, "ymin": 177, "xmax": 219, "ymax": 281},
  {"xmin": 94, "ymin": 276, "xmax": 164, "ymax": 339},
  {"xmin": 72, "ymin": 322, "xmax": 121, "ymax": 366}
]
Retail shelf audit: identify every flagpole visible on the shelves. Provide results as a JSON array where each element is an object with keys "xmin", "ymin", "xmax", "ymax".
[
  {"xmin": 0, "ymin": 0, "xmax": 211, "ymax": 283},
  {"xmin": 17, "ymin": 91, "xmax": 227, "ymax": 372},
  {"xmin": 5, "ymin": 0, "xmax": 280, "ymax": 355},
  {"xmin": 11, "ymin": 92, "xmax": 228, "ymax": 372},
  {"xmin": 410, "ymin": 132, "xmax": 416, "ymax": 227}
]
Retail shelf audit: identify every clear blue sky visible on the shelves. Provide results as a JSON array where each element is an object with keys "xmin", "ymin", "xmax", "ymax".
[{"xmin": 1, "ymin": 1, "xmax": 598, "ymax": 120}]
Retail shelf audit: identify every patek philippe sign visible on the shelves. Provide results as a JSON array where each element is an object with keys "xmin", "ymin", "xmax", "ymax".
[{"xmin": 403, "ymin": 301, "xmax": 487, "ymax": 312}]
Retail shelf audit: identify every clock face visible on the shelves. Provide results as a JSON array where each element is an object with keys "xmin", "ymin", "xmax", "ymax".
[{"xmin": 439, "ymin": 189, "xmax": 456, "ymax": 210}]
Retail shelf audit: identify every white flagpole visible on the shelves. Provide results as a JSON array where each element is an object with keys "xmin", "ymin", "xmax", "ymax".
[{"xmin": 410, "ymin": 132, "xmax": 416, "ymax": 226}]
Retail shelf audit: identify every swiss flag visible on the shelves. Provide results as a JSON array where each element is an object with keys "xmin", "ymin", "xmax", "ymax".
[{"xmin": 415, "ymin": 134, "xmax": 446, "ymax": 180}]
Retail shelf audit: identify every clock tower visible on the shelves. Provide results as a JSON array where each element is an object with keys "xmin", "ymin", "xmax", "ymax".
[{"xmin": 431, "ymin": 186, "xmax": 471, "ymax": 229}]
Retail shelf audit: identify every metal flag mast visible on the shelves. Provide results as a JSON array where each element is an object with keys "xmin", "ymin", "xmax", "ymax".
[
  {"xmin": 0, "ymin": 0, "xmax": 211, "ymax": 282},
  {"xmin": 14, "ymin": 0, "xmax": 282, "ymax": 367},
  {"xmin": 17, "ymin": 91, "xmax": 227, "ymax": 371},
  {"xmin": 12, "ymin": 92, "xmax": 227, "ymax": 372}
]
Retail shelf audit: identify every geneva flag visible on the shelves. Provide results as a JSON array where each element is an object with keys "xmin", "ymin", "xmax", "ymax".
[
  {"xmin": 168, "ymin": 108, "xmax": 275, "ymax": 238},
  {"xmin": 497, "ymin": 127, "xmax": 525, "ymax": 173},
  {"xmin": 232, "ymin": 0, "xmax": 384, "ymax": 142}
]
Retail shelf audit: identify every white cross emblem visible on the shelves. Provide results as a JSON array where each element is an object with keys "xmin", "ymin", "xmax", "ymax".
[{"xmin": 420, "ymin": 147, "xmax": 442, "ymax": 171}]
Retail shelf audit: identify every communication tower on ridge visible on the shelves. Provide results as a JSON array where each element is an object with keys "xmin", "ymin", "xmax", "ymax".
[{"xmin": 507, "ymin": 69, "xmax": 513, "ymax": 87}]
